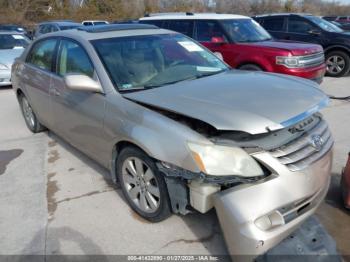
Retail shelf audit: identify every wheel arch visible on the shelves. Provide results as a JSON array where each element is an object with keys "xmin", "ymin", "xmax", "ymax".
[
  {"xmin": 324, "ymin": 45, "xmax": 350, "ymax": 55},
  {"xmin": 16, "ymin": 88, "xmax": 24, "ymax": 100},
  {"xmin": 237, "ymin": 61, "xmax": 268, "ymax": 71},
  {"xmin": 110, "ymin": 140, "xmax": 153, "ymax": 184}
]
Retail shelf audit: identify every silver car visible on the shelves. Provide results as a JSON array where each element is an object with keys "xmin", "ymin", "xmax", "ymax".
[
  {"xmin": 0, "ymin": 31, "xmax": 30, "ymax": 86},
  {"xmin": 12, "ymin": 24, "xmax": 333, "ymax": 257}
]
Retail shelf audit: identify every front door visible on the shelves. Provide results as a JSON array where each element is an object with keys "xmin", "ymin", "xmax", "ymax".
[
  {"xmin": 286, "ymin": 17, "xmax": 322, "ymax": 44},
  {"xmin": 50, "ymin": 39, "xmax": 107, "ymax": 165}
]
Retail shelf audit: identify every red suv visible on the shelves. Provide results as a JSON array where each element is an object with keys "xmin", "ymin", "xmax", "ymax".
[
  {"xmin": 336, "ymin": 16, "xmax": 350, "ymax": 24},
  {"xmin": 140, "ymin": 13, "xmax": 326, "ymax": 83}
]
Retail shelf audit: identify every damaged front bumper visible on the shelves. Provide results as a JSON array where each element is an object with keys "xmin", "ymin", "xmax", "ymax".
[{"xmin": 213, "ymin": 148, "xmax": 332, "ymax": 257}]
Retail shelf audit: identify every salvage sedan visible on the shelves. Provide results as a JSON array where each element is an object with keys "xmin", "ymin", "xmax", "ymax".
[
  {"xmin": 0, "ymin": 32, "xmax": 29, "ymax": 86},
  {"xmin": 11, "ymin": 24, "xmax": 333, "ymax": 257}
]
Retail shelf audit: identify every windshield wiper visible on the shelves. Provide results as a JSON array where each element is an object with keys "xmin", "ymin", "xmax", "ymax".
[
  {"xmin": 196, "ymin": 69, "xmax": 227, "ymax": 79},
  {"xmin": 144, "ymin": 69, "xmax": 227, "ymax": 89},
  {"xmin": 120, "ymin": 69, "xmax": 227, "ymax": 91}
]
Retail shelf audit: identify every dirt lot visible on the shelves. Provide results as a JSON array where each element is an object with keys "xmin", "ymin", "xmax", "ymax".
[{"xmin": 0, "ymin": 76, "xmax": 349, "ymax": 259}]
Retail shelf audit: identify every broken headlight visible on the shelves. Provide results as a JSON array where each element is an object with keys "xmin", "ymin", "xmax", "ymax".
[{"xmin": 187, "ymin": 142, "xmax": 264, "ymax": 177}]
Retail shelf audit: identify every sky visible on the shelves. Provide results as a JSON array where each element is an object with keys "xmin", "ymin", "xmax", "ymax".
[{"xmin": 330, "ymin": 0, "xmax": 350, "ymax": 4}]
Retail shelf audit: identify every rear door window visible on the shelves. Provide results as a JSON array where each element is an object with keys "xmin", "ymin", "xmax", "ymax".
[
  {"xmin": 288, "ymin": 18, "xmax": 315, "ymax": 33},
  {"xmin": 166, "ymin": 20, "xmax": 194, "ymax": 37},
  {"xmin": 194, "ymin": 20, "xmax": 227, "ymax": 42},
  {"xmin": 262, "ymin": 17, "xmax": 285, "ymax": 32},
  {"xmin": 26, "ymin": 39, "xmax": 57, "ymax": 71}
]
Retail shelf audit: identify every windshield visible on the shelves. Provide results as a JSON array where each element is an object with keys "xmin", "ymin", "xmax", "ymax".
[
  {"xmin": 221, "ymin": 19, "xmax": 272, "ymax": 43},
  {"xmin": 306, "ymin": 16, "xmax": 343, "ymax": 33},
  {"xmin": 0, "ymin": 34, "xmax": 29, "ymax": 49},
  {"xmin": 0, "ymin": 25, "xmax": 24, "ymax": 32},
  {"xmin": 94, "ymin": 22, "xmax": 108, "ymax": 25},
  {"xmin": 92, "ymin": 34, "xmax": 228, "ymax": 91},
  {"xmin": 59, "ymin": 25, "xmax": 81, "ymax": 30}
]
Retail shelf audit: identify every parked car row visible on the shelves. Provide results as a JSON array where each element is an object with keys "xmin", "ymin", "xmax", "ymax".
[
  {"xmin": 3, "ymin": 13, "xmax": 350, "ymax": 79},
  {"xmin": 140, "ymin": 13, "xmax": 326, "ymax": 82}
]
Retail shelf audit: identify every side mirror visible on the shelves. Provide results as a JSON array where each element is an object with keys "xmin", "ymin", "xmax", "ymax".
[
  {"xmin": 211, "ymin": 36, "xmax": 226, "ymax": 45},
  {"xmin": 64, "ymin": 74, "xmax": 103, "ymax": 93}
]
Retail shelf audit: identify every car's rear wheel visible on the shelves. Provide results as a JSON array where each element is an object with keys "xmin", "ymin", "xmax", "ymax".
[
  {"xmin": 19, "ymin": 94, "xmax": 46, "ymax": 133},
  {"xmin": 117, "ymin": 146, "xmax": 171, "ymax": 222},
  {"xmin": 238, "ymin": 64, "xmax": 263, "ymax": 71},
  {"xmin": 326, "ymin": 51, "xmax": 350, "ymax": 77}
]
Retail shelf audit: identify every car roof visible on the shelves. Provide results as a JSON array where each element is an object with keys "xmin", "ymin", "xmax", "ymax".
[
  {"xmin": 254, "ymin": 13, "xmax": 312, "ymax": 18},
  {"xmin": 82, "ymin": 20, "xmax": 108, "ymax": 23},
  {"xmin": 0, "ymin": 31, "xmax": 25, "ymax": 35},
  {"xmin": 39, "ymin": 21, "xmax": 81, "ymax": 26},
  {"xmin": 38, "ymin": 24, "xmax": 175, "ymax": 41},
  {"xmin": 140, "ymin": 13, "xmax": 249, "ymax": 20}
]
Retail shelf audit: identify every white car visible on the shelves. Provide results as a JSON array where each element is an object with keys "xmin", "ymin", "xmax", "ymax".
[
  {"xmin": 82, "ymin": 20, "xmax": 109, "ymax": 26},
  {"xmin": 0, "ymin": 32, "xmax": 30, "ymax": 86}
]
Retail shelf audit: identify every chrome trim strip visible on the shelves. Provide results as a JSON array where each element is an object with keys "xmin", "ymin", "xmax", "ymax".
[{"xmin": 279, "ymin": 97, "xmax": 329, "ymax": 128}]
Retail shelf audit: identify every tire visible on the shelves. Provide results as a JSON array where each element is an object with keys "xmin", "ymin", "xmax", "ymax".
[
  {"xmin": 117, "ymin": 146, "xmax": 171, "ymax": 222},
  {"xmin": 325, "ymin": 51, "xmax": 350, "ymax": 77},
  {"xmin": 238, "ymin": 64, "xmax": 263, "ymax": 71},
  {"xmin": 19, "ymin": 94, "xmax": 46, "ymax": 133}
]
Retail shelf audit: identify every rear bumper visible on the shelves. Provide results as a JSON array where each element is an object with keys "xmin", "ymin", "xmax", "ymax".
[
  {"xmin": 274, "ymin": 63, "xmax": 326, "ymax": 83},
  {"xmin": 0, "ymin": 69, "xmax": 11, "ymax": 86},
  {"xmin": 214, "ymin": 148, "xmax": 332, "ymax": 257}
]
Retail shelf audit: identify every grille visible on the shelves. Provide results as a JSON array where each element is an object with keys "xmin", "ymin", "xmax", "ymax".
[
  {"xmin": 278, "ymin": 185, "xmax": 325, "ymax": 223},
  {"xmin": 269, "ymin": 119, "xmax": 333, "ymax": 171},
  {"xmin": 299, "ymin": 52, "xmax": 325, "ymax": 68}
]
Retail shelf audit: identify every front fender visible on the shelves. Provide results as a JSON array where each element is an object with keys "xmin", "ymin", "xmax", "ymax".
[{"xmin": 104, "ymin": 97, "xmax": 209, "ymax": 182}]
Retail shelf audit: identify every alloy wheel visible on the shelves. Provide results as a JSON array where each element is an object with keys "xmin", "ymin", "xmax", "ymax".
[
  {"xmin": 122, "ymin": 157, "xmax": 160, "ymax": 213},
  {"xmin": 22, "ymin": 97, "xmax": 35, "ymax": 128},
  {"xmin": 327, "ymin": 55, "xmax": 346, "ymax": 74}
]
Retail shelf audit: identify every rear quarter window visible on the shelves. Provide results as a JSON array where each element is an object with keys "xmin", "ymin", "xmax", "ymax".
[
  {"xmin": 262, "ymin": 17, "xmax": 285, "ymax": 32},
  {"xmin": 166, "ymin": 20, "xmax": 194, "ymax": 37},
  {"xmin": 141, "ymin": 20, "xmax": 164, "ymax": 28}
]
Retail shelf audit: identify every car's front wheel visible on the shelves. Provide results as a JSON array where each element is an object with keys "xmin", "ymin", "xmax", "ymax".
[
  {"xmin": 117, "ymin": 146, "xmax": 171, "ymax": 222},
  {"xmin": 326, "ymin": 51, "xmax": 350, "ymax": 77},
  {"xmin": 19, "ymin": 94, "xmax": 46, "ymax": 133},
  {"xmin": 238, "ymin": 64, "xmax": 263, "ymax": 71}
]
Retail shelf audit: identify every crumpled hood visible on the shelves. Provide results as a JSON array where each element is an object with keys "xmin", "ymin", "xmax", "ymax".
[
  {"xmin": 124, "ymin": 70, "xmax": 329, "ymax": 134},
  {"xmin": 244, "ymin": 40, "xmax": 323, "ymax": 56},
  {"xmin": 0, "ymin": 48, "xmax": 25, "ymax": 68}
]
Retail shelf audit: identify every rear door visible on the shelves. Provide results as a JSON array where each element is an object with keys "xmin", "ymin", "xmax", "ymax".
[
  {"xmin": 50, "ymin": 38, "xmax": 107, "ymax": 164},
  {"xmin": 20, "ymin": 38, "xmax": 59, "ymax": 128},
  {"xmin": 259, "ymin": 16, "xmax": 288, "ymax": 40}
]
